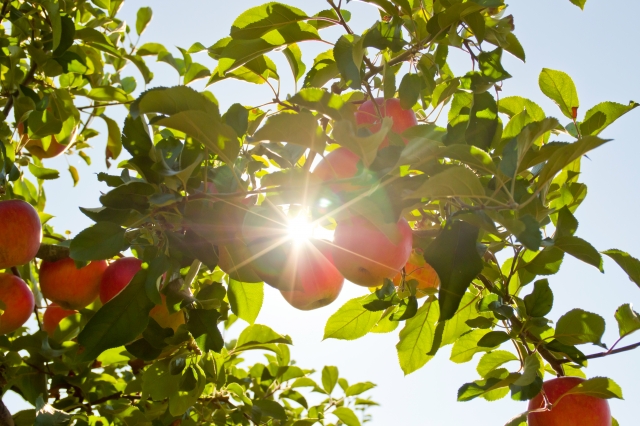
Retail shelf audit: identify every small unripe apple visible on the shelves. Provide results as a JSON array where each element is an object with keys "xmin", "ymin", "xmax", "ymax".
[
  {"xmin": 355, "ymin": 98, "xmax": 418, "ymax": 148},
  {"xmin": 0, "ymin": 200, "xmax": 42, "ymax": 270},
  {"xmin": 528, "ymin": 377, "xmax": 611, "ymax": 426},
  {"xmin": 18, "ymin": 122, "xmax": 73, "ymax": 159},
  {"xmin": 392, "ymin": 252, "xmax": 440, "ymax": 298},
  {"xmin": 0, "ymin": 273, "xmax": 35, "ymax": 335},
  {"xmin": 39, "ymin": 258, "xmax": 108, "ymax": 310},
  {"xmin": 100, "ymin": 257, "xmax": 143, "ymax": 303},
  {"xmin": 332, "ymin": 216, "xmax": 413, "ymax": 287},
  {"xmin": 313, "ymin": 147, "xmax": 361, "ymax": 192},
  {"xmin": 42, "ymin": 303, "xmax": 77, "ymax": 337},
  {"xmin": 150, "ymin": 298, "xmax": 185, "ymax": 332},
  {"xmin": 279, "ymin": 239, "xmax": 344, "ymax": 311}
]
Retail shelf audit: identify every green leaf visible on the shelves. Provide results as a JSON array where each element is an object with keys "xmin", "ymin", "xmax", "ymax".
[
  {"xmin": 303, "ymin": 49, "xmax": 339, "ymax": 88},
  {"xmin": 510, "ymin": 376, "xmax": 543, "ymax": 401},
  {"xmin": 525, "ymin": 247, "xmax": 565, "ymax": 276},
  {"xmin": 602, "ymin": 249, "xmax": 640, "ymax": 289},
  {"xmin": 332, "ymin": 407, "xmax": 361, "ymax": 426},
  {"xmin": 77, "ymin": 271, "xmax": 154, "ymax": 361},
  {"xmin": 477, "ymin": 331, "xmax": 511, "ymax": 348},
  {"xmin": 396, "ymin": 298, "xmax": 440, "ymax": 375},
  {"xmin": 283, "ymin": 43, "xmax": 306, "ymax": 83},
  {"xmin": 252, "ymin": 111, "xmax": 325, "ymax": 153},
  {"xmin": 289, "ymin": 88, "xmax": 346, "ymax": 121},
  {"xmin": 333, "ymin": 34, "xmax": 364, "ymax": 90},
  {"xmin": 398, "ymin": 74, "xmax": 422, "ymax": 110},
  {"xmin": 332, "ymin": 118, "xmax": 392, "ymax": 167},
  {"xmin": 28, "ymin": 163, "xmax": 59, "ymax": 180},
  {"xmin": 555, "ymin": 308, "xmax": 605, "ymax": 346},
  {"xmin": 322, "ymin": 366, "xmax": 339, "ymax": 394},
  {"xmin": 136, "ymin": 7, "xmax": 153, "ymax": 36},
  {"xmin": 184, "ymin": 63, "xmax": 211, "ymax": 85},
  {"xmin": 188, "ymin": 309, "xmax": 224, "ymax": 353},
  {"xmin": 223, "ymin": 103, "xmax": 250, "ymax": 137},
  {"xmin": 451, "ymin": 329, "xmax": 495, "ymax": 363},
  {"xmin": 524, "ymin": 279, "xmax": 554, "ymax": 317},
  {"xmin": 554, "ymin": 235, "xmax": 603, "ymax": 272},
  {"xmin": 466, "ymin": 92, "xmax": 498, "ymax": 151},
  {"xmin": 131, "ymin": 86, "xmax": 220, "ymax": 119},
  {"xmin": 236, "ymin": 324, "xmax": 292, "ymax": 350},
  {"xmin": 568, "ymin": 0, "xmax": 587, "ymax": 10},
  {"xmin": 580, "ymin": 101, "xmax": 638, "ymax": 136},
  {"xmin": 504, "ymin": 412, "xmax": 527, "ymax": 426},
  {"xmin": 324, "ymin": 296, "xmax": 383, "ymax": 340},
  {"xmin": 561, "ymin": 376, "xmax": 624, "ymax": 400},
  {"xmin": 477, "ymin": 350, "xmax": 519, "ymax": 377},
  {"xmin": 68, "ymin": 165, "xmax": 79, "ymax": 187},
  {"xmin": 87, "ymin": 86, "xmax": 134, "ymax": 103},
  {"xmin": 538, "ymin": 68, "xmax": 579, "ymax": 119},
  {"xmin": 228, "ymin": 280, "xmax": 263, "ymax": 325},
  {"xmin": 101, "ymin": 115, "xmax": 122, "ymax": 164},
  {"xmin": 512, "ymin": 355, "xmax": 541, "ymax": 386},
  {"xmin": 555, "ymin": 206, "xmax": 579, "ymax": 238},
  {"xmin": 230, "ymin": 2, "xmax": 308, "ymax": 40},
  {"xmin": 406, "ymin": 166, "xmax": 486, "ymax": 200},
  {"xmin": 156, "ymin": 111, "xmax": 240, "ymax": 165},
  {"xmin": 537, "ymin": 136, "xmax": 610, "ymax": 187},
  {"xmin": 34, "ymin": 396, "xmax": 73, "ymax": 426},
  {"xmin": 69, "ymin": 222, "xmax": 128, "ymax": 261},
  {"xmin": 345, "ymin": 381, "xmax": 376, "ymax": 396},
  {"xmin": 424, "ymin": 221, "xmax": 483, "ymax": 321},
  {"xmin": 457, "ymin": 370, "xmax": 519, "ymax": 402},
  {"xmin": 614, "ymin": 304, "xmax": 640, "ymax": 339},
  {"xmin": 253, "ymin": 400, "xmax": 287, "ymax": 421},
  {"xmin": 217, "ymin": 24, "xmax": 320, "ymax": 74}
]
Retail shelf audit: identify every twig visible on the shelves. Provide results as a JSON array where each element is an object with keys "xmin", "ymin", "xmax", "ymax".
[{"xmin": 558, "ymin": 342, "xmax": 640, "ymax": 364}]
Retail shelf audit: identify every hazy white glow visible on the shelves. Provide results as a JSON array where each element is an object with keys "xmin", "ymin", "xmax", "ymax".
[{"xmin": 287, "ymin": 214, "xmax": 314, "ymax": 244}]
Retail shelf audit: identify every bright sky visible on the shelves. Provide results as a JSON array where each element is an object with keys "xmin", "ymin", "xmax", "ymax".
[{"xmin": 7, "ymin": 1, "xmax": 640, "ymax": 424}]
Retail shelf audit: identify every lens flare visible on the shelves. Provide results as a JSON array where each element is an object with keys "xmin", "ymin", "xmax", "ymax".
[{"xmin": 287, "ymin": 214, "xmax": 314, "ymax": 244}]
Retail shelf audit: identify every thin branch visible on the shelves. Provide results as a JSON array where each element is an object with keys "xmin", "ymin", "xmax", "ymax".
[{"xmin": 558, "ymin": 341, "xmax": 640, "ymax": 364}]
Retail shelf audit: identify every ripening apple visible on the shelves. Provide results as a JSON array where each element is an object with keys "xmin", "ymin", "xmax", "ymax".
[
  {"xmin": 18, "ymin": 122, "xmax": 72, "ymax": 159},
  {"xmin": 218, "ymin": 242, "xmax": 263, "ymax": 283},
  {"xmin": 150, "ymin": 297, "xmax": 185, "ymax": 331},
  {"xmin": 332, "ymin": 215, "xmax": 413, "ymax": 287},
  {"xmin": 528, "ymin": 377, "xmax": 611, "ymax": 426},
  {"xmin": 0, "ymin": 273, "xmax": 35, "ymax": 335},
  {"xmin": 100, "ymin": 257, "xmax": 143, "ymax": 303},
  {"xmin": 42, "ymin": 303, "xmax": 77, "ymax": 337},
  {"xmin": 355, "ymin": 97, "xmax": 418, "ymax": 148},
  {"xmin": 39, "ymin": 258, "xmax": 108, "ymax": 310},
  {"xmin": 0, "ymin": 200, "xmax": 42, "ymax": 270},
  {"xmin": 278, "ymin": 239, "xmax": 344, "ymax": 310},
  {"xmin": 392, "ymin": 250, "xmax": 440, "ymax": 298},
  {"xmin": 312, "ymin": 147, "xmax": 361, "ymax": 192}
]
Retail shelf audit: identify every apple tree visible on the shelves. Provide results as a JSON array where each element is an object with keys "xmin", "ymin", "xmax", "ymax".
[{"xmin": 0, "ymin": 0, "xmax": 637, "ymax": 425}]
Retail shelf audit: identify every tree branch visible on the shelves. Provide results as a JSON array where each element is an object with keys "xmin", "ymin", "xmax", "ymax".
[
  {"xmin": 0, "ymin": 398, "xmax": 13, "ymax": 426},
  {"xmin": 558, "ymin": 341, "xmax": 640, "ymax": 364}
]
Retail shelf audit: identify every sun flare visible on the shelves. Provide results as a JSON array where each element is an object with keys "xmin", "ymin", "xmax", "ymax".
[{"xmin": 287, "ymin": 214, "xmax": 314, "ymax": 244}]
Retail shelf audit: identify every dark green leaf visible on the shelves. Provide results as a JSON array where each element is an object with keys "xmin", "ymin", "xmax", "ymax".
[
  {"xmin": 524, "ymin": 279, "xmax": 553, "ymax": 317},
  {"xmin": 188, "ymin": 309, "xmax": 224, "ymax": 353},
  {"xmin": 101, "ymin": 115, "xmax": 122, "ymax": 164},
  {"xmin": 406, "ymin": 166, "xmax": 486, "ymax": 200},
  {"xmin": 289, "ymin": 88, "xmax": 345, "ymax": 121},
  {"xmin": 510, "ymin": 376, "xmax": 542, "ymax": 401},
  {"xmin": 466, "ymin": 92, "xmax": 498, "ymax": 150},
  {"xmin": 537, "ymin": 136, "xmax": 610, "ymax": 187},
  {"xmin": 77, "ymin": 271, "xmax": 154, "ymax": 361},
  {"xmin": 283, "ymin": 43, "xmax": 306, "ymax": 83},
  {"xmin": 554, "ymin": 235, "xmax": 603, "ymax": 272},
  {"xmin": 603, "ymin": 249, "xmax": 640, "ymax": 289},
  {"xmin": 333, "ymin": 35, "xmax": 363, "ymax": 90},
  {"xmin": 131, "ymin": 86, "xmax": 220, "ymax": 119},
  {"xmin": 477, "ymin": 331, "xmax": 511, "ymax": 347},
  {"xmin": 398, "ymin": 74, "xmax": 422, "ymax": 110},
  {"xmin": 253, "ymin": 111, "xmax": 325, "ymax": 153},
  {"xmin": 69, "ymin": 222, "xmax": 128, "ymax": 261},
  {"xmin": 253, "ymin": 400, "xmax": 287, "ymax": 421},
  {"xmin": 555, "ymin": 206, "xmax": 579, "ymax": 238},
  {"xmin": 28, "ymin": 163, "xmax": 59, "ymax": 180},
  {"xmin": 424, "ymin": 221, "xmax": 483, "ymax": 321}
]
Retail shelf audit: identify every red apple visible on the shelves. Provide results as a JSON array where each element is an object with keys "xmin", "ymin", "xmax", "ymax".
[
  {"xmin": 100, "ymin": 257, "xmax": 143, "ymax": 303},
  {"xmin": 279, "ymin": 239, "xmax": 344, "ymax": 310},
  {"xmin": 528, "ymin": 377, "xmax": 611, "ymax": 426},
  {"xmin": 0, "ymin": 200, "xmax": 42, "ymax": 270},
  {"xmin": 332, "ymin": 215, "xmax": 413, "ymax": 287},
  {"xmin": 313, "ymin": 147, "xmax": 361, "ymax": 193},
  {"xmin": 0, "ymin": 273, "xmax": 34, "ymax": 334},
  {"xmin": 39, "ymin": 258, "xmax": 108, "ymax": 310},
  {"xmin": 355, "ymin": 97, "xmax": 418, "ymax": 148},
  {"xmin": 18, "ymin": 122, "xmax": 72, "ymax": 159},
  {"xmin": 42, "ymin": 303, "xmax": 77, "ymax": 337}
]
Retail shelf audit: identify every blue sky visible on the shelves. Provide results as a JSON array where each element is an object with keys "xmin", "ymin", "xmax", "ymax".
[{"xmin": 7, "ymin": 1, "xmax": 640, "ymax": 424}]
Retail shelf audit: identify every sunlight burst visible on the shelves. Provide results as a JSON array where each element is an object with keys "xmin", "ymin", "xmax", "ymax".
[{"xmin": 287, "ymin": 214, "xmax": 314, "ymax": 245}]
